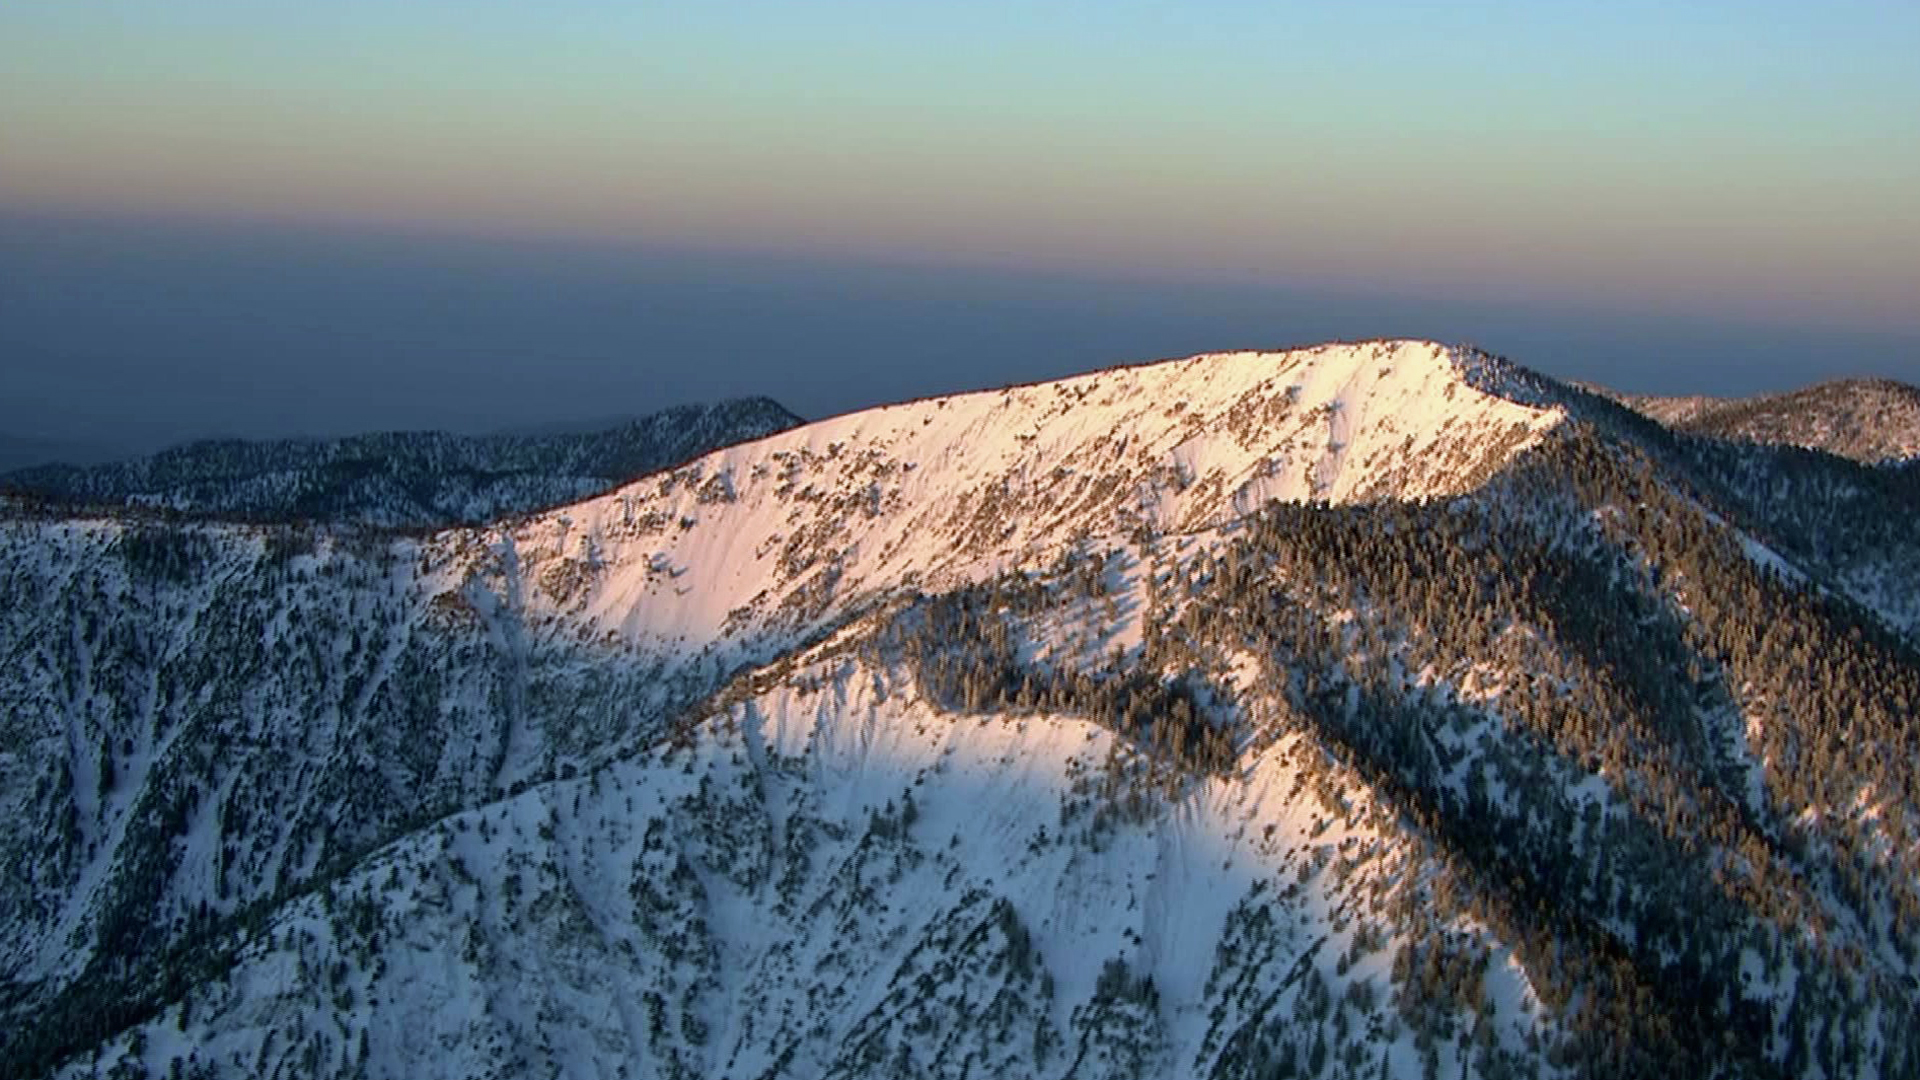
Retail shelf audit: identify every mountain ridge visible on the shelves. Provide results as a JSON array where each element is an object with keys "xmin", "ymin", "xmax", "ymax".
[
  {"xmin": 1599, "ymin": 375, "xmax": 1920, "ymax": 464},
  {"xmin": 0, "ymin": 396, "xmax": 803, "ymax": 529}
]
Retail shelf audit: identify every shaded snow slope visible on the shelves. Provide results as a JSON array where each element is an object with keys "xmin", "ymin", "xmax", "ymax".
[{"xmin": 61, "ymin": 652, "xmax": 1551, "ymax": 1080}]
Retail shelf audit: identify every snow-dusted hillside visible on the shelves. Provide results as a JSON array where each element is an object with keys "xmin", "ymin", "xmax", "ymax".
[{"xmin": 5, "ymin": 340, "xmax": 1919, "ymax": 1080}]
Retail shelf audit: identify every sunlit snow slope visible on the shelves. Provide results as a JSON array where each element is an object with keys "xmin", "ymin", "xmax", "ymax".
[{"xmin": 505, "ymin": 340, "xmax": 1564, "ymax": 653}]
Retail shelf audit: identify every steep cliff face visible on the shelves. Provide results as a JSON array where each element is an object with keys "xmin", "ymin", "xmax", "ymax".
[{"xmin": 5, "ymin": 341, "xmax": 1918, "ymax": 1080}]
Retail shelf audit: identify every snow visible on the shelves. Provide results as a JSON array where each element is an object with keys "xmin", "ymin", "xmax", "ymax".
[
  {"xmin": 495, "ymin": 340, "xmax": 1566, "ymax": 669},
  {"xmin": 67, "ymin": 647, "xmax": 1558, "ymax": 1078}
]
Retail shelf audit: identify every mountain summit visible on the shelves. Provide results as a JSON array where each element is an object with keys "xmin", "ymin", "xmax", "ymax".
[
  {"xmin": 514, "ymin": 340, "xmax": 1568, "ymax": 656},
  {"xmin": 3, "ymin": 340, "xmax": 1917, "ymax": 1080}
]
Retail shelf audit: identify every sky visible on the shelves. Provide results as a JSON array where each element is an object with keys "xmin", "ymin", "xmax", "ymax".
[{"xmin": 2, "ymin": 2, "xmax": 1917, "ymax": 458}]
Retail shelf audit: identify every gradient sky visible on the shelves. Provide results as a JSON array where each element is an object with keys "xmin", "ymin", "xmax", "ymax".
[{"xmin": 2, "ymin": 3, "xmax": 1917, "ymax": 455}]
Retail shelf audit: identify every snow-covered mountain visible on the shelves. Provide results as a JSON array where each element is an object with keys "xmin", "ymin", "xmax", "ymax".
[
  {"xmin": 0, "ymin": 398, "xmax": 802, "ymax": 528},
  {"xmin": 1607, "ymin": 377, "xmax": 1920, "ymax": 464},
  {"xmin": 4, "ymin": 340, "xmax": 1918, "ymax": 1079}
]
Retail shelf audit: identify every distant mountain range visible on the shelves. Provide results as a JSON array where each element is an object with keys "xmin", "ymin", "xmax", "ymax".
[
  {"xmin": 3, "ymin": 343, "xmax": 1917, "ymax": 1079},
  {"xmin": 1601, "ymin": 377, "xmax": 1920, "ymax": 464},
  {"xmin": 0, "ymin": 398, "xmax": 803, "ymax": 528}
]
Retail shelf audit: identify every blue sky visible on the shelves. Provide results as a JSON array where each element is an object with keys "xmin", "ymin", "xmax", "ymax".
[{"xmin": 1, "ymin": 2, "xmax": 1916, "ymax": 451}]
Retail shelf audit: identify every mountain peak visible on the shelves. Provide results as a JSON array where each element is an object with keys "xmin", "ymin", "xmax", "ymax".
[{"xmin": 512, "ymin": 339, "xmax": 1566, "ymax": 655}]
